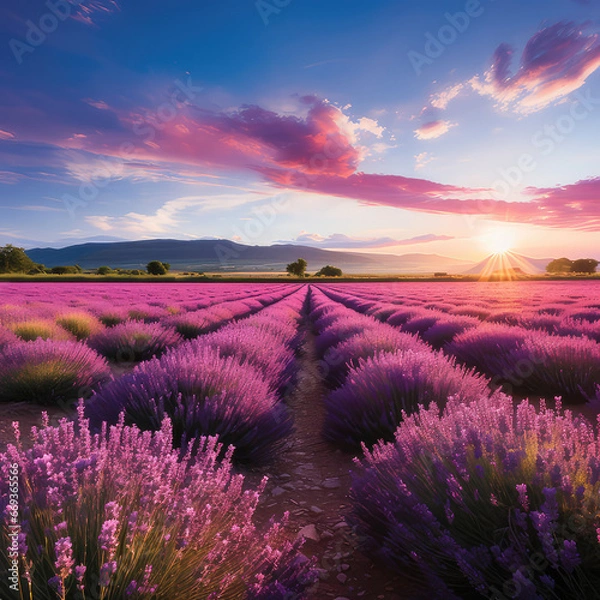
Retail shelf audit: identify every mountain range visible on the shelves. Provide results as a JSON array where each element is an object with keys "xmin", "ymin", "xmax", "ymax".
[{"xmin": 25, "ymin": 239, "xmax": 551, "ymax": 275}]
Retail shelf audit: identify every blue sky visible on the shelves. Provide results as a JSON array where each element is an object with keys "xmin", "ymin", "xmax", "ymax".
[{"xmin": 1, "ymin": 0, "xmax": 600, "ymax": 260}]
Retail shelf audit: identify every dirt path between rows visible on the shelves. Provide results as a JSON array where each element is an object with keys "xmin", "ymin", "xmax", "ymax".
[{"xmin": 247, "ymin": 321, "xmax": 426, "ymax": 600}]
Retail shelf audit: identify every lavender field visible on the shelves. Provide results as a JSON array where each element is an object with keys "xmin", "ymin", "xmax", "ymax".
[{"xmin": 1, "ymin": 281, "xmax": 600, "ymax": 599}]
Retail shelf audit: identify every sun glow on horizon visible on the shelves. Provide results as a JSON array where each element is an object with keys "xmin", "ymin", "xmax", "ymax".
[{"xmin": 481, "ymin": 228, "xmax": 517, "ymax": 256}]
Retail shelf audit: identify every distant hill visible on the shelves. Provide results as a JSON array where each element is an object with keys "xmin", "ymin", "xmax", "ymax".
[{"xmin": 26, "ymin": 239, "xmax": 472, "ymax": 274}]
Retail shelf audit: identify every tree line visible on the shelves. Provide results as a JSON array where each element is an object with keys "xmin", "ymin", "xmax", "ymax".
[
  {"xmin": 546, "ymin": 258, "xmax": 599, "ymax": 274},
  {"xmin": 0, "ymin": 245, "xmax": 172, "ymax": 276}
]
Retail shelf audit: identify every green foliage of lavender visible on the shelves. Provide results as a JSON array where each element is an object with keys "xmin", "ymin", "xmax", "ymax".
[
  {"xmin": 350, "ymin": 394, "xmax": 600, "ymax": 599},
  {"xmin": 0, "ymin": 408, "xmax": 316, "ymax": 599},
  {"xmin": 0, "ymin": 340, "xmax": 111, "ymax": 404}
]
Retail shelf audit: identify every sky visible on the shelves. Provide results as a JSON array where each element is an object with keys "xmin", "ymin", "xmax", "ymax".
[{"xmin": 1, "ymin": 0, "xmax": 600, "ymax": 261}]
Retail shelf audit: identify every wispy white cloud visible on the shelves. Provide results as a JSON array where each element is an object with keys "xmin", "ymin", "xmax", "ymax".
[
  {"xmin": 414, "ymin": 152, "xmax": 435, "ymax": 170},
  {"xmin": 85, "ymin": 191, "xmax": 269, "ymax": 235},
  {"xmin": 279, "ymin": 232, "xmax": 454, "ymax": 249}
]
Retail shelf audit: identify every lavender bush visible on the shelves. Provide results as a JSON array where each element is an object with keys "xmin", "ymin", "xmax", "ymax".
[
  {"xmin": 0, "ymin": 340, "xmax": 111, "ymax": 404},
  {"xmin": 507, "ymin": 334, "xmax": 600, "ymax": 403},
  {"xmin": 88, "ymin": 346, "xmax": 292, "ymax": 464},
  {"xmin": 166, "ymin": 311, "xmax": 217, "ymax": 339},
  {"xmin": 88, "ymin": 321, "xmax": 182, "ymax": 362},
  {"xmin": 56, "ymin": 312, "xmax": 103, "ymax": 340},
  {"xmin": 0, "ymin": 409, "xmax": 316, "ymax": 599},
  {"xmin": 314, "ymin": 315, "xmax": 372, "ymax": 355},
  {"xmin": 350, "ymin": 394, "xmax": 600, "ymax": 599},
  {"xmin": 421, "ymin": 315, "xmax": 478, "ymax": 350},
  {"xmin": 10, "ymin": 319, "xmax": 71, "ymax": 342},
  {"xmin": 198, "ymin": 325, "xmax": 296, "ymax": 392},
  {"xmin": 323, "ymin": 349, "xmax": 490, "ymax": 450},
  {"xmin": 242, "ymin": 315, "xmax": 303, "ymax": 349},
  {"xmin": 446, "ymin": 324, "xmax": 530, "ymax": 378},
  {"xmin": 323, "ymin": 327, "xmax": 423, "ymax": 387}
]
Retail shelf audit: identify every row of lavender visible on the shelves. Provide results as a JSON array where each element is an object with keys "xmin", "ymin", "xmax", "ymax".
[
  {"xmin": 1, "ymin": 285, "xmax": 318, "ymax": 599},
  {"xmin": 87, "ymin": 287, "xmax": 307, "ymax": 465},
  {"xmin": 317, "ymin": 283, "xmax": 600, "ymax": 405},
  {"xmin": 0, "ymin": 283, "xmax": 300, "ymax": 404},
  {"xmin": 309, "ymin": 287, "xmax": 492, "ymax": 449},
  {"xmin": 319, "ymin": 281, "xmax": 600, "ymax": 343},
  {"xmin": 311, "ymin": 285, "xmax": 600, "ymax": 598}
]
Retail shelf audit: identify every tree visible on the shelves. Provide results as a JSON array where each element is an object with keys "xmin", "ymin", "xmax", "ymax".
[
  {"xmin": 97, "ymin": 266, "xmax": 113, "ymax": 275},
  {"xmin": 546, "ymin": 258, "xmax": 573, "ymax": 273},
  {"xmin": 315, "ymin": 265, "xmax": 343, "ymax": 277},
  {"xmin": 0, "ymin": 244, "xmax": 35, "ymax": 273},
  {"xmin": 51, "ymin": 265, "xmax": 81, "ymax": 274},
  {"xmin": 286, "ymin": 258, "xmax": 307, "ymax": 277},
  {"xmin": 147, "ymin": 261, "xmax": 170, "ymax": 275},
  {"xmin": 28, "ymin": 263, "xmax": 46, "ymax": 275},
  {"xmin": 571, "ymin": 258, "xmax": 599, "ymax": 274}
]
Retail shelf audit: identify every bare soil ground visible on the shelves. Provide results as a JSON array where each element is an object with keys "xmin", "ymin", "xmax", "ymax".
[{"xmin": 247, "ymin": 323, "xmax": 426, "ymax": 600}]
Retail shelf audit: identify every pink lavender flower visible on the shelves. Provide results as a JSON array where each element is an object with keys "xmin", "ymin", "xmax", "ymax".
[
  {"xmin": 516, "ymin": 484, "xmax": 529, "ymax": 511},
  {"xmin": 54, "ymin": 536, "xmax": 74, "ymax": 579},
  {"xmin": 323, "ymin": 349, "xmax": 490, "ymax": 450},
  {"xmin": 99, "ymin": 519, "xmax": 120, "ymax": 557}
]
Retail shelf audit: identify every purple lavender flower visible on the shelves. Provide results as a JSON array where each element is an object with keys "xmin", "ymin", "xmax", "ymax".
[
  {"xmin": 88, "ymin": 320, "xmax": 182, "ymax": 362},
  {"xmin": 323, "ymin": 349, "xmax": 490, "ymax": 450},
  {"xmin": 0, "ymin": 407, "xmax": 315, "ymax": 598},
  {"xmin": 88, "ymin": 345, "xmax": 292, "ymax": 464},
  {"xmin": 350, "ymin": 393, "xmax": 600, "ymax": 598}
]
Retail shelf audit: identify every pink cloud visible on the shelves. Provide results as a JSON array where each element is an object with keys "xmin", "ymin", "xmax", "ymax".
[
  {"xmin": 4, "ymin": 92, "xmax": 600, "ymax": 231},
  {"xmin": 414, "ymin": 120, "xmax": 456, "ymax": 140},
  {"xmin": 523, "ymin": 177, "xmax": 600, "ymax": 230},
  {"xmin": 63, "ymin": 96, "xmax": 362, "ymax": 179},
  {"xmin": 0, "ymin": 130, "xmax": 15, "ymax": 140},
  {"xmin": 470, "ymin": 21, "xmax": 600, "ymax": 114}
]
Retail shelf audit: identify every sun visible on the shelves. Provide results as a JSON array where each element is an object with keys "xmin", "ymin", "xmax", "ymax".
[{"xmin": 482, "ymin": 228, "xmax": 516, "ymax": 255}]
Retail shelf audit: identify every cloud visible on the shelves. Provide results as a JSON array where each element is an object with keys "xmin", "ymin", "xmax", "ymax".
[
  {"xmin": 85, "ymin": 192, "xmax": 269, "ymax": 235},
  {"xmin": 470, "ymin": 21, "xmax": 600, "ymax": 114},
  {"xmin": 414, "ymin": 120, "xmax": 456, "ymax": 140},
  {"xmin": 6, "ymin": 90, "xmax": 600, "ymax": 231},
  {"xmin": 280, "ymin": 232, "xmax": 455, "ymax": 249},
  {"xmin": 3, "ymin": 93, "xmax": 386, "ymax": 180},
  {"xmin": 429, "ymin": 84, "xmax": 464, "ymax": 110},
  {"xmin": 85, "ymin": 100, "xmax": 111, "ymax": 110},
  {"xmin": 414, "ymin": 152, "xmax": 435, "ymax": 170},
  {"xmin": 5, "ymin": 204, "xmax": 63, "ymax": 212},
  {"xmin": 0, "ymin": 130, "xmax": 15, "ymax": 140},
  {"xmin": 355, "ymin": 117, "xmax": 385, "ymax": 138},
  {"xmin": 522, "ymin": 177, "xmax": 600, "ymax": 230},
  {"xmin": 0, "ymin": 170, "xmax": 23, "ymax": 184}
]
